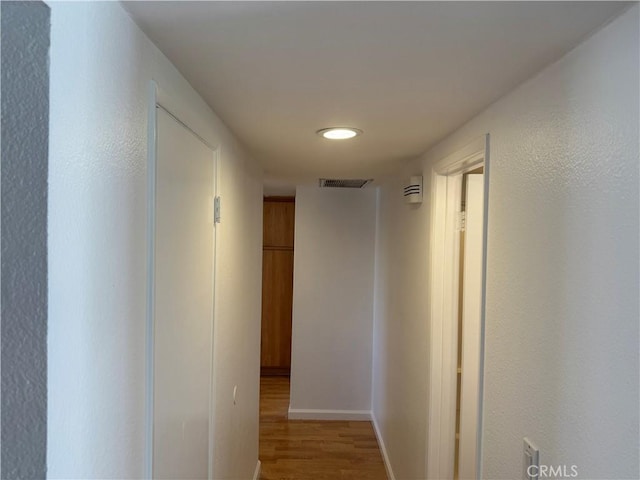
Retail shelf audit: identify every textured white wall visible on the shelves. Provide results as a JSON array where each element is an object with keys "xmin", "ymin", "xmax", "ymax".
[
  {"xmin": 47, "ymin": 2, "xmax": 262, "ymax": 478},
  {"xmin": 373, "ymin": 5, "xmax": 639, "ymax": 479},
  {"xmin": 290, "ymin": 186, "xmax": 376, "ymax": 414}
]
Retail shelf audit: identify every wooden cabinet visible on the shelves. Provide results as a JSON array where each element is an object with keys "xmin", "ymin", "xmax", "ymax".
[
  {"xmin": 261, "ymin": 198, "xmax": 295, "ymax": 376},
  {"xmin": 263, "ymin": 200, "xmax": 295, "ymax": 247}
]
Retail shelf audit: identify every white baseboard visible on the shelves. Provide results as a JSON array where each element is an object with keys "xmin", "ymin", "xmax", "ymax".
[
  {"xmin": 372, "ymin": 415, "xmax": 396, "ymax": 480},
  {"xmin": 252, "ymin": 459, "xmax": 261, "ymax": 480},
  {"xmin": 287, "ymin": 406, "xmax": 372, "ymax": 421}
]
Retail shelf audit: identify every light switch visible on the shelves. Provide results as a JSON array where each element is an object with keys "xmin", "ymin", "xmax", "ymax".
[{"xmin": 523, "ymin": 437, "xmax": 539, "ymax": 480}]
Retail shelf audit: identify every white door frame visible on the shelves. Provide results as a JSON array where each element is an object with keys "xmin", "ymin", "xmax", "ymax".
[
  {"xmin": 426, "ymin": 134, "xmax": 490, "ymax": 480},
  {"xmin": 145, "ymin": 81, "xmax": 220, "ymax": 479}
]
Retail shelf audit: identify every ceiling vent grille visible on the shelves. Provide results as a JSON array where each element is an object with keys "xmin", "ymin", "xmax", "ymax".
[{"xmin": 319, "ymin": 178, "xmax": 373, "ymax": 188}]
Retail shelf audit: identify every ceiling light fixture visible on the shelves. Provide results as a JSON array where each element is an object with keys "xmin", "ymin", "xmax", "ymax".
[{"xmin": 316, "ymin": 127, "xmax": 362, "ymax": 140}]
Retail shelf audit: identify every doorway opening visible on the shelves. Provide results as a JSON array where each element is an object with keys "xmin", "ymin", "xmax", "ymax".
[{"xmin": 427, "ymin": 135, "xmax": 489, "ymax": 480}]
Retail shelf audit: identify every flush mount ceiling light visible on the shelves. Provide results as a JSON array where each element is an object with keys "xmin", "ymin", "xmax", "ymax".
[{"xmin": 316, "ymin": 127, "xmax": 362, "ymax": 140}]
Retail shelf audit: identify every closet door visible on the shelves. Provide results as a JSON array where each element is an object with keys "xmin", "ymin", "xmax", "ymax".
[
  {"xmin": 261, "ymin": 198, "xmax": 295, "ymax": 376},
  {"xmin": 153, "ymin": 108, "xmax": 215, "ymax": 479}
]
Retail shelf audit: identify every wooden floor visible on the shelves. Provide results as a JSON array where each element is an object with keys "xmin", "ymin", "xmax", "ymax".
[{"xmin": 259, "ymin": 377, "xmax": 388, "ymax": 480}]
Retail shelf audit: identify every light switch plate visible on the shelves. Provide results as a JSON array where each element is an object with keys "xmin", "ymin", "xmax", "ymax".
[{"xmin": 523, "ymin": 437, "xmax": 539, "ymax": 480}]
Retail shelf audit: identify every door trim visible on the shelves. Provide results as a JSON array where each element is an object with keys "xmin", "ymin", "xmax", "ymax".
[{"xmin": 426, "ymin": 134, "xmax": 490, "ymax": 479}]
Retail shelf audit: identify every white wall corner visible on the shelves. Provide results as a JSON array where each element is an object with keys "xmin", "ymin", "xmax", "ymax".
[
  {"xmin": 287, "ymin": 407, "xmax": 372, "ymax": 421},
  {"xmin": 252, "ymin": 460, "xmax": 261, "ymax": 480},
  {"xmin": 372, "ymin": 415, "xmax": 396, "ymax": 480}
]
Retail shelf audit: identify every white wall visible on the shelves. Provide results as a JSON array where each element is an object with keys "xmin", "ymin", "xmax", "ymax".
[
  {"xmin": 373, "ymin": 5, "xmax": 639, "ymax": 479},
  {"xmin": 372, "ymin": 174, "xmax": 431, "ymax": 478},
  {"xmin": 47, "ymin": 2, "xmax": 263, "ymax": 479},
  {"xmin": 290, "ymin": 186, "xmax": 376, "ymax": 416}
]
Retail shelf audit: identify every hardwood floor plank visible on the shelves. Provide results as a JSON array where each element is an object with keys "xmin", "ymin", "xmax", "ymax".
[{"xmin": 259, "ymin": 377, "xmax": 388, "ymax": 479}]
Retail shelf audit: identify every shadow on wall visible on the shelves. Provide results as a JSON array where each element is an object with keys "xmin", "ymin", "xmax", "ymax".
[{"xmin": 1, "ymin": 1, "xmax": 50, "ymax": 478}]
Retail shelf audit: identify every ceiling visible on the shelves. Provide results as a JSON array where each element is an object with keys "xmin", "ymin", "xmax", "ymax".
[{"xmin": 123, "ymin": 1, "xmax": 627, "ymax": 185}]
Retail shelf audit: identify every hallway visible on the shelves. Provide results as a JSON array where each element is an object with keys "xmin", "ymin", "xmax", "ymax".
[
  {"xmin": 9, "ymin": 2, "xmax": 634, "ymax": 479},
  {"xmin": 259, "ymin": 377, "xmax": 388, "ymax": 479}
]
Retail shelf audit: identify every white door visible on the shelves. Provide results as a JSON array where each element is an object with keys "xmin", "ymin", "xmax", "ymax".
[
  {"xmin": 458, "ymin": 174, "xmax": 484, "ymax": 480},
  {"xmin": 153, "ymin": 108, "xmax": 215, "ymax": 479}
]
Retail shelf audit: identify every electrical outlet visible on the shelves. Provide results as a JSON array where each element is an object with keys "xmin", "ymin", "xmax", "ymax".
[{"xmin": 523, "ymin": 437, "xmax": 539, "ymax": 480}]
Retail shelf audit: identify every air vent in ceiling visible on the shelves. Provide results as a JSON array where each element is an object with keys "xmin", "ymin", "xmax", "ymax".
[{"xmin": 319, "ymin": 178, "xmax": 373, "ymax": 188}]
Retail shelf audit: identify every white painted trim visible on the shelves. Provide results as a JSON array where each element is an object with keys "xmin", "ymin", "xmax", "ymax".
[
  {"xmin": 210, "ymin": 142, "xmax": 221, "ymax": 480},
  {"xmin": 372, "ymin": 415, "xmax": 396, "ymax": 480},
  {"xmin": 155, "ymin": 85, "xmax": 213, "ymax": 149},
  {"xmin": 287, "ymin": 407, "xmax": 372, "ymax": 421},
  {"xmin": 144, "ymin": 80, "xmax": 158, "ymax": 480},
  {"xmin": 426, "ymin": 135, "xmax": 489, "ymax": 480},
  {"xmin": 432, "ymin": 135, "xmax": 486, "ymax": 176},
  {"xmin": 427, "ymin": 172, "xmax": 462, "ymax": 480},
  {"xmin": 443, "ymin": 174, "xmax": 463, "ymax": 480},
  {"xmin": 252, "ymin": 460, "xmax": 261, "ymax": 480},
  {"xmin": 426, "ymin": 171, "xmax": 446, "ymax": 478},
  {"xmin": 476, "ymin": 135, "xmax": 491, "ymax": 478}
]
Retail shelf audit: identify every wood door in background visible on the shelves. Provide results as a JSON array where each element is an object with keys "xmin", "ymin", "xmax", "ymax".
[{"xmin": 261, "ymin": 197, "xmax": 295, "ymax": 376}]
